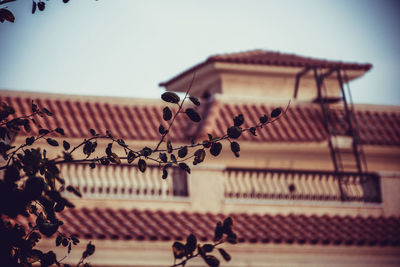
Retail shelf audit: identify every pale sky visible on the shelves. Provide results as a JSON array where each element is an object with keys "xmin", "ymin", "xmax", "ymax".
[{"xmin": 0, "ymin": 0, "xmax": 399, "ymax": 105}]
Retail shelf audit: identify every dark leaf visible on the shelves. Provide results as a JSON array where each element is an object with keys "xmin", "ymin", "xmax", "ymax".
[
  {"xmin": 56, "ymin": 235, "xmax": 62, "ymax": 246},
  {"xmin": 141, "ymin": 147, "xmax": 152, "ymax": 157},
  {"xmin": 159, "ymin": 152, "xmax": 167, "ymax": 163},
  {"xmin": 101, "ymin": 158, "xmax": 109, "ymax": 166},
  {"xmin": 46, "ymin": 138, "xmax": 59, "ymax": 147},
  {"xmin": 230, "ymin": 142, "xmax": 240, "ymax": 153},
  {"xmin": 161, "ymin": 92, "xmax": 180, "ymax": 104},
  {"xmin": 202, "ymin": 140, "xmax": 211, "ymax": 148},
  {"xmin": 178, "ymin": 146, "xmax": 188, "ymax": 158},
  {"xmin": 62, "ymin": 237, "xmax": 69, "ymax": 247},
  {"xmin": 233, "ymin": 114, "xmax": 244, "ymax": 127},
  {"xmin": 63, "ymin": 0, "xmax": 70, "ymax": 3},
  {"xmin": 227, "ymin": 126, "xmax": 242, "ymax": 139},
  {"xmin": 26, "ymin": 136, "xmax": 35, "ymax": 146},
  {"xmin": 222, "ymin": 217, "xmax": 233, "ymax": 234},
  {"xmin": 138, "ymin": 159, "xmax": 146, "ymax": 172},
  {"xmin": 42, "ymin": 107, "xmax": 52, "ymax": 116},
  {"xmin": 0, "ymin": 8, "xmax": 15, "ymax": 23},
  {"xmin": 55, "ymin": 127, "xmax": 65, "ymax": 135},
  {"xmin": 105, "ymin": 143, "xmax": 112, "ymax": 156},
  {"xmin": 214, "ymin": 221, "xmax": 223, "ymax": 242},
  {"xmin": 185, "ymin": 108, "xmax": 201, "ymax": 122},
  {"xmin": 271, "ymin": 107, "xmax": 282, "ymax": 118},
  {"xmin": 66, "ymin": 185, "xmax": 82, "ymax": 198},
  {"xmin": 227, "ymin": 232, "xmax": 237, "ymax": 244},
  {"xmin": 259, "ymin": 114, "xmax": 268, "ymax": 124},
  {"xmin": 32, "ymin": 101, "xmax": 38, "ymax": 112},
  {"xmin": 210, "ymin": 142, "xmax": 222, "ymax": 157},
  {"xmin": 185, "ymin": 234, "xmax": 197, "ymax": 256},
  {"xmin": 179, "ymin": 163, "xmax": 191, "ymax": 174},
  {"xmin": 163, "ymin": 106, "xmax": 172, "ymax": 121},
  {"xmin": 82, "ymin": 241, "xmax": 95, "ymax": 258},
  {"xmin": 162, "ymin": 169, "xmax": 168, "ymax": 179},
  {"xmin": 159, "ymin": 124, "xmax": 166, "ymax": 135},
  {"xmin": 172, "ymin": 241, "xmax": 185, "ymax": 259},
  {"xmin": 218, "ymin": 248, "xmax": 231, "ymax": 261},
  {"xmin": 170, "ymin": 154, "xmax": 177, "ymax": 163},
  {"xmin": 202, "ymin": 244, "xmax": 214, "ymax": 253},
  {"xmin": 249, "ymin": 127, "xmax": 257, "ymax": 136},
  {"xmin": 24, "ymin": 122, "xmax": 31, "ymax": 132},
  {"xmin": 189, "ymin": 96, "xmax": 200, "ymax": 106},
  {"xmin": 111, "ymin": 153, "xmax": 121, "ymax": 164},
  {"xmin": 63, "ymin": 140, "xmax": 70, "ymax": 150},
  {"xmin": 127, "ymin": 151, "xmax": 136, "ymax": 164},
  {"xmin": 89, "ymin": 129, "xmax": 96, "ymax": 136},
  {"xmin": 167, "ymin": 140, "xmax": 172, "ymax": 153},
  {"xmin": 37, "ymin": 1, "xmax": 45, "ymax": 11},
  {"xmin": 89, "ymin": 162, "xmax": 95, "ymax": 169},
  {"xmin": 39, "ymin": 129, "xmax": 50, "ymax": 135},
  {"xmin": 193, "ymin": 149, "xmax": 206, "ymax": 164},
  {"xmin": 204, "ymin": 255, "xmax": 220, "ymax": 267},
  {"xmin": 32, "ymin": 0, "xmax": 37, "ymax": 14},
  {"xmin": 68, "ymin": 242, "xmax": 72, "ymax": 253}
]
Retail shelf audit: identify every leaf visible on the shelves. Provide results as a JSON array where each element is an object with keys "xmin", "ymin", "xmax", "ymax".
[
  {"xmin": 202, "ymin": 244, "xmax": 214, "ymax": 253},
  {"xmin": 111, "ymin": 153, "xmax": 121, "ymax": 164},
  {"xmin": 170, "ymin": 154, "xmax": 177, "ymax": 163},
  {"xmin": 25, "ymin": 136, "xmax": 35, "ymax": 146},
  {"xmin": 159, "ymin": 152, "xmax": 167, "ymax": 163},
  {"xmin": 185, "ymin": 108, "xmax": 201, "ymax": 122},
  {"xmin": 89, "ymin": 129, "xmax": 96, "ymax": 136},
  {"xmin": 82, "ymin": 241, "xmax": 95, "ymax": 258},
  {"xmin": 210, "ymin": 142, "xmax": 222, "ymax": 157},
  {"xmin": 89, "ymin": 162, "xmax": 95, "ymax": 169},
  {"xmin": 193, "ymin": 149, "xmax": 206, "ymax": 165},
  {"xmin": 161, "ymin": 92, "xmax": 180, "ymax": 104},
  {"xmin": 141, "ymin": 147, "xmax": 152, "ymax": 157},
  {"xmin": 55, "ymin": 128, "xmax": 65, "ymax": 135},
  {"xmin": 233, "ymin": 114, "xmax": 244, "ymax": 127},
  {"xmin": 189, "ymin": 96, "xmax": 200, "ymax": 106},
  {"xmin": 259, "ymin": 114, "xmax": 268, "ymax": 124},
  {"xmin": 66, "ymin": 185, "xmax": 82, "ymax": 198},
  {"xmin": 178, "ymin": 146, "xmax": 188, "ymax": 158},
  {"xmin": 166, "ymin": 140, "xmax": 172, "ymax": 153},
  {"xmin": 46, "ymin": 138, "xmax": 59, "ymax": 147},
  {"xmin": 227, "ymin": 126, "xmax": 242, "ymax": 139},
  {"xmin": 32, "ymin": 101, "xmax": 38, "ymax": 112},
  {"xmin": 163, "ymin": 106, "xmax": 172, "ymax": 121},
  {"xmin": 0, "ymin": 8, "xmax": 15, "ymax": 23},
  {"xmin": 214, "ymin": 221, "xmax": 223, "ymax": 242},
  {"xmin": 204, "ymin": 255, "xmax": 220, "ymax": 267},
  {"xmin": 230, "ymin": 142, "xmax": 240, "ymax": 157},
  {"xmin": 158, "ymin": 124, "xmax": 166, "ymax": 135},
  {"xmin": 185, "ymin": 234, "xmax": 197, "ymax": 256},
  {"xmin": 37, "ymin": 1, "xmax": 45, "ymax": 11},
  {"xmin": 138, "ymin": 159, "xmax": 146, "ymax": 172},
  {"xmin": 271, "ymin": 107, "xmax": 282, "ymax": 118},
  {"xmin": 172, "ymin": 241, "xmax": 185, "ymax": 259},
  {"xmin": 63, "ymin": 140, "xmax": 70, "ymax": 150},
  {"xmin": 218, "ymin": 248, "xmax": 231, "ymax": 261},
  {"xmin": 222, "ymin": 217, "xmax": 233, "ymax": 234},
  {"xmin": 162, "ymin": 169, "xmax": 168, "ymax": 179},
  {"xmin": 127, "ymin": 151, "xmax": 136, "ymax": 164},
  {"xmin": 227, "ymin": 232, "xmax": 237, "ymax": 244},
  {"xmin": 56, "ymin": 235, "xmax": 62, "ymax": 246},
  {"xmin": 249, "ymin": 127, "xmax": 257, "ymax": 136},
  {"xmin": 42, "ymin": 107, "xmax": 52, "ymax": 116},
  {"xmin": 39, "ymin": 129, "xmax": 50, "ymax": 135},
  {"xmin": 179, "ymin": 163, "xmax": 190, "ymax": 174},
  {"xmin": 32, "ymin": 0, "xmax": 37, "ymax": 14}
]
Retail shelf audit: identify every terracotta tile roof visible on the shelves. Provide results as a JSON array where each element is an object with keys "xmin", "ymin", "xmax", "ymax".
[
  {"xmin": 160, "ymin": 50, "xmax": 372, "ymax": 87},
  {"xmin": 18, "ymin": 208, "xmax": 400, "ymax": 246},
  {"xmin": 1, "ymin": 95, "xmax": 399, "ymax": 146}
]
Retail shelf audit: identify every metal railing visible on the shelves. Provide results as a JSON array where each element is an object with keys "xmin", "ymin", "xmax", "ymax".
[
  {"xmin": 59, "ymin": 163, "xmax": 188, "ymax": 199},
  {"xmin": 223, "ymin": 168, "xmax": 381, "ymax": 203}
]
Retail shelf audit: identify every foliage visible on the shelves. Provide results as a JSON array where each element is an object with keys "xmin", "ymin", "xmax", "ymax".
[
  {"xmin": 0, "ymin": 74, "xmax": 286, "ymax": 266},
  {"xmin": 0, "ymin": 0, "xmax": 75, "ymax": 23}
]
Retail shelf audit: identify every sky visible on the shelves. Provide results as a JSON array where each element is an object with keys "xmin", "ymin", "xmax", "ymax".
[{"xmin": 0, "ymin": 0, "xmax": 399, "ymax": 105}]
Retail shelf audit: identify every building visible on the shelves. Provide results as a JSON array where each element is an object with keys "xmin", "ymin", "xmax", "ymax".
[{"xmin": 2, "ymin": 50, "xmax": 400, "ymax": 266}]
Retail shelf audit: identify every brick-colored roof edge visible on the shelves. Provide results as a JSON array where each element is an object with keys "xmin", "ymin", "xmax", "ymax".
[{"xmin": 159, "ymin": 49, "xmax": 372, "ymax": 87}]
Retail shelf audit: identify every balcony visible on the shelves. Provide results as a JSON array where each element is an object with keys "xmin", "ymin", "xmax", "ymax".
[{"xmin": 223, "ymin": 168, "xmax": 381, "ymax": 203}]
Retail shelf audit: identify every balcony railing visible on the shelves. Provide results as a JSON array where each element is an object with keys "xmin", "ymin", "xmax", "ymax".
[
  {"xmin": 223, "ymin": 168, "xmax": 381, "ymax": 203},
  {"xmin": 59, "ymin": 163, "xmax": 188, "ymax": 199}
]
